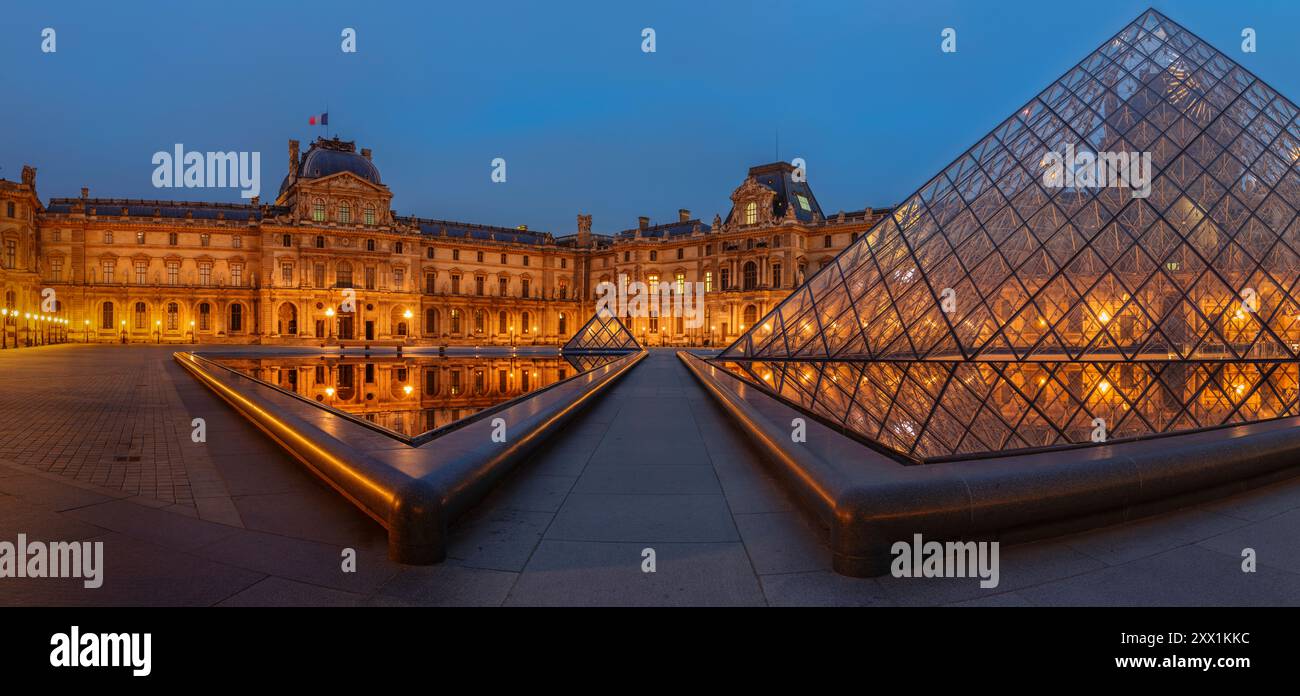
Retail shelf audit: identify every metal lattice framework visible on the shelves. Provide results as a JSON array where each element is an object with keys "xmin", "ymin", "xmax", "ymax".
[
  {"xmin": 718, "ymin": 9, "xmax": 1300, "ymax": 462},
  {"xmin": 563, "ymin": 308, "xmax": 642, "ymax": 353}
]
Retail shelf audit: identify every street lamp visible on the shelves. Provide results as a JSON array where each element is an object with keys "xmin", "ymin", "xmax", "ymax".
[
  {"xmin": 1, "ymin": 308, "xmax": 8, "ymax": 349},
  {"xmin": 188, "ymin": 320, "xmax": 195, "ymax": 343},
  {"xmin": 155, "ymin": 319, "xmax": 162, "ymax": 344},
  {"xmin": 403, "ymin": 384, "xmax": 413, "ymax": 397},
  {"xmin": 325, "ymin": 307, "xmax": 336, "ymax": 341},
  {"xmin": 23, "ymin": 313, "xmax": 31, "ymax": 347},
  {"xmin": 120, "ymin": 319, "xmax": 127, "ymax": 344},
  {"xmin": 509, "ymin": 324, "xmax": 515, "ymax": 348},
  {"xmin": 83, "ymin": 319, "xmax": 89, "ymax": 343}
]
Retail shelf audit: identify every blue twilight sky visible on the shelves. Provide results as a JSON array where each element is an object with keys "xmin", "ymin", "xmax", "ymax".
[{"xmin": 1, "ymin": 0, "xmax": 1297, "ymax": 235}]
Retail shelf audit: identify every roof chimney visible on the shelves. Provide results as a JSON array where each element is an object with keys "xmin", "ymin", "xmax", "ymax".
[
  {"xmin": 361, "ymin": 148, "xmax": 372, "ymax": 160},
  {"xmin": 678, "ymin": 209, "xmax": 690, "ymax": 222},
  {"xmin": 80, "ymin": 187, "xmax": 89, "ymax": 199},
  {"xmin": 288, "ymin": 139, "xmax": 300, "ymax": 178},
  {"xmin": 638, "ymin": 216, "xmax": 650, "ymax": 230}
]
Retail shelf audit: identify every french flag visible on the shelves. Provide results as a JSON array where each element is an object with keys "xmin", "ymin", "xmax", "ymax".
[{"xmin": 308, "ymin": 112, "xmax": 329, "ymax": 126}]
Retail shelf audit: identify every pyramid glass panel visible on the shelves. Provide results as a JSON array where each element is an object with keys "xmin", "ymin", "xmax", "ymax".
[
  {"xmin": 716, "ymin": 9, "xmax": 1300, "ymax": 462},
  {"xmin": 562, "ymin": 309, "xmax": 642, "ymax": 353}
]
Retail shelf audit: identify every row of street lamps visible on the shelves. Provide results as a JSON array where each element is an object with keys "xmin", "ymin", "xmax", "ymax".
[{"xmin": 0, "ymin": 308, "xmax": 72, "ymax": 348}]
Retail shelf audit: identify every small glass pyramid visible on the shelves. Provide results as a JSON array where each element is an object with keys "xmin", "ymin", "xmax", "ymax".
[
  {"xmin": 718, "ymin": 9, "xmax": 1300, "ymax": 461},
  {"xmin": 563, "ymin": 308, "xmax": 642, "ymax": 353}
]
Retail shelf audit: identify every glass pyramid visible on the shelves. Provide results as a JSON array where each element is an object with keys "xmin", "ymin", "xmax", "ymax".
[
  {"xmin": 718, "ymin": 9, "xmax": 1300, "ymax": 462},
  {"xmin": 563, "ymin": 308, "xmax": 642, "ymax": 353}
]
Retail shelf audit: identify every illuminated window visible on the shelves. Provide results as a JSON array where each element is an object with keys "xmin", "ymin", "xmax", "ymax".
[
  {"xmin": 744, "ymin": 201, "xmax": 758, "ymax": 225},
  {"xmin": 339, "ymin": 203, "xmax": 351, "ymax": 224},
  {"xmin": 313, "ymin": 201, "xmax": 325, "ymax": 222}
]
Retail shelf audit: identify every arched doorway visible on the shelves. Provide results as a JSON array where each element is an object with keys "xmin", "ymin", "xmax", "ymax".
[
  {"xmin": 390, "ymin": 306, "xmax": 410, "ymax": 337},
  {"xmin": 278, "ymin": 303, "xmax": 298, "ymax": 336}
]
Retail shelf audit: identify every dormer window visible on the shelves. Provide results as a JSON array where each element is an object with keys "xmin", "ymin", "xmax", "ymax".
[
  {"xmin": 744, "ymin": 201, "xmax": 758, "ymax": 225},
  {"xmin": 339, "ymin": 203, "xmax": 351, "ymax": 224}
]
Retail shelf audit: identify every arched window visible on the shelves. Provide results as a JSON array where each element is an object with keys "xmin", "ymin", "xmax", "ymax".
[
  {"xmin": 498, "ymin": 311, "xmax": 507, "ymax": 334},
  {"xmin": 450, "ymin": 309, "xmax": 461, "ymax": 334},
  {"xmin": 743, "ymin": 261, "xmax": 758, "ymax": 291},
  {"xmin": 101, "ymin": 302, "xmax": 114, "ymax": 329},
  {"xmin": 134, "ymin": 302, "xmax": 147, "ymax": 329},
  {"xmin": 336, "ymin": 262, "xmax": 353, "ymax": 288},
  {"xmin": 474, "ymin": 309, "xmax": 485, "ymax": 334},
  {"xmin": 744, "ymin": 201, "xmax": 758, "ymax": 225},
  {"xmin": 167, "ymin": 303, "xmax": 179, "ymax": 330},
  {"xmin": 522, "ymin": 311, "xmax": 531, "ymax": 334},
  {"xmin": 199, "ymin": 303, "xmax": 211, "ymax": 331},
  {"xmin": 339, "ymin": 203, "xmax": 351, "ymax": 224},
  {"xmin": 743, "ymin": 304, "xmax": 758, "ymax": 327},
  {"xmin": 229, "ymin": 304, "xmax": 244, "ymax": 333},
  {"xmin": 425, "ymin": 308, "xmax": 439, "ymax": 335},
  {"xmin": 5, "ymin": 290, "xmax": 16, "ymax": 310}
]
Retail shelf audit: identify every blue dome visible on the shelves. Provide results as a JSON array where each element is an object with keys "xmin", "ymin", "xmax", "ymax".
[{"xmin": 279, "ymin": 138, "xmax": 381, "ymax": 196}]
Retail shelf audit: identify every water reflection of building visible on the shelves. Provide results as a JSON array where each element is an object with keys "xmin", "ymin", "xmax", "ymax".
[{"xmin": 220, "ymin": 355, "xmax": 599, "ymax": 436}]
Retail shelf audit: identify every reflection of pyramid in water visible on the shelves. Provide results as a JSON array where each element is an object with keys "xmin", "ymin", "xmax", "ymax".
[
  {"xmin": 718, "ymin": 9, "xmax": 1300, "ymax": 461},
  {"xmin": 724, "ymin": 8, "xmax": 1300, "ymax": 364},
  {"xmin": 563, "ymin": 309, "xmax": 642, "ymax": 353}
]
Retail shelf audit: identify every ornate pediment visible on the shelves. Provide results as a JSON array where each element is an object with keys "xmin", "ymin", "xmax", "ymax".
[
  {"xmin": 730, "ymin": 176, "xmax": 775, "ymax": 207},
  {"xmin": 729, "ymin": 176, "xmax": 777, "ymax": 227}
]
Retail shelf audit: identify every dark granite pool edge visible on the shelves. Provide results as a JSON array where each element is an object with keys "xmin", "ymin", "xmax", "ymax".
[
  {"xmin": 679, "ymin": 351, "xmax": 1300, "ymax": 577},
  {"xmin": 175, "ymin": 349, "xmax": 646, "ymax": 564}
]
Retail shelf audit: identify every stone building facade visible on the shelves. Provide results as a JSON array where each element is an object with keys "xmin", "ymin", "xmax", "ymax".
[{"xmin": 0, "ymin": 137, "xmax": 890, "ymax": 347}]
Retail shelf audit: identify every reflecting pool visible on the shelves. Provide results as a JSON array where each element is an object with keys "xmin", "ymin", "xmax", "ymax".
[{"xmin": 207, "ymin": 353, "xmax": 619, "ymax": 438}]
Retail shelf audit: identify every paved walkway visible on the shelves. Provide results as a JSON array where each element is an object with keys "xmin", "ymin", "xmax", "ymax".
[{"xmin": 1, "ymin": 345, "xmax": 1299, "ymax": 605}]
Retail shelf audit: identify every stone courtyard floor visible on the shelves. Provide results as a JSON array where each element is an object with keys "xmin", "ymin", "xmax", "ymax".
[{"xmin": 1, "ymin": 344, "xmax": 1299, "ymax": 606}]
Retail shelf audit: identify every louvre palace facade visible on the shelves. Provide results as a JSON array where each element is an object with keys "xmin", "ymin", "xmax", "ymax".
[{"xmin": 0, "ymin": 138, "xmax": 888, "ymax": 347}]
